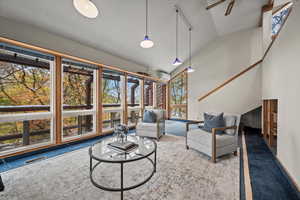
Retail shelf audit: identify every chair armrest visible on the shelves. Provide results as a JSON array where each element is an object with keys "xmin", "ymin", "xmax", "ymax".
[
  {"xmin": 211, "ymin": 126, "xmax": 236, "ymax": 163},
  {"xmin": 156, "ymin": 118, "xmax": 164, "ymax": 129},
  {"xmin": 186, "ymin": 120, "xmax": 204, "ymax": 132},
  {"xmin": 212, "ymin": 126, "xmax": 237, "ymax": 132},
  {"xmin": 211, "ymin": 126, "xmax": 237, "ymax": 138}
]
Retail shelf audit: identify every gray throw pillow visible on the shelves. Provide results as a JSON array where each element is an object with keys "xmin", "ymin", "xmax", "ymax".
[
  {"xmin": 203, "ymin": 113, "xmax": 225, "ymax": 135},
  {"xmin": 224, "ymin": 115, "xmax": 237, "ymax": 135},
  {"xmin": 143, "ymin": 110, "xmax": 157, "ymax": 123}
]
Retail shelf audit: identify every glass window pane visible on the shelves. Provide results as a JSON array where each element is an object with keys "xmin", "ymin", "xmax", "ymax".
[
  {"xmin": 0, "ymin": 43, "xmax": 54, "ymax": 153},
  {"xmin": 63, "ymin": 115, "xmax": 94, "ymax": 138},
  {"xmin": 62, "ymin": 59, "xmax": 96, "ymax": 110},
  {"xmin": 62, "ymin": 59, "xmax": 97, "ymax": 140},
  {"xmin": 102, "ymin": 70, "xmax": 123, "ymax": 131},
  {"xmin": 102, "ymin": 111, "xmax": 121, "ymax": 131},
  {"xmin": 156, "ymin": 83, "xmax": 166, "ymax": 109},
  {"xmin": 272, "ymin": 4, "xmax": 292, "ymax": 36},
  {"xmin": 169, "ymin": 72, "xmax": 187, "ymax": 119},
  {"xmin": 127, "ymin": 76, "xmax": 141, "ymax": 107},
  {"xmin": 144, "ymin": 80, "xmax": 153, "ymax": 107},
  {"xmin": 0, "ymin": 47, "xmax": 52, "ymax": 114},
  {"xmin": 102, "ymin": 71, "xmax": 121, "ymax": 106},
  {"xmin": 0, "ymin": 119, "xmax": 51, "ymax": 152},
  {"xmin": 127, "ymin": 109, "xmax": 139, "ymax": 126}
]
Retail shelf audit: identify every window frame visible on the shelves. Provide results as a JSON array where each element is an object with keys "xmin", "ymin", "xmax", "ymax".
[{"xmin": 0, "ymin": 48, "xmax": 55, "ymax": 155}]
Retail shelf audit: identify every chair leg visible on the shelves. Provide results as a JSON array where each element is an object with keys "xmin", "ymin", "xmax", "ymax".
[
  {"xmin": 0, "ymin": 175, "xmax": 4, "ymax": 192},
  {"xmin": 211, "ymin": 156, "xmax": 216, "ymax": 163}
]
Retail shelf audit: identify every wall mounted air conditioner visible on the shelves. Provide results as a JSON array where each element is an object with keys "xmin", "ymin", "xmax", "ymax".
[{"xmin": 157, "ymin": 70, "xmax": 170, "ymax": 81}]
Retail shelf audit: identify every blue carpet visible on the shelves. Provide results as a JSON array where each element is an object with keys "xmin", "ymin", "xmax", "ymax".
[{"xmin": 244, "ymin": 128, "xmax": 300, "ymax": 200}]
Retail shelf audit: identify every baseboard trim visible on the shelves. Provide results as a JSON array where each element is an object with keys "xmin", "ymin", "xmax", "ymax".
[{"xmin": 242, "ymin": 131, "xmax": 253, "ymax": 200}]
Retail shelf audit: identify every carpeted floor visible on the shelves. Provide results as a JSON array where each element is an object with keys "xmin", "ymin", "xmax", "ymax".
[
  {"xmin": 244, "ymin": 128, "xmax": 300, "ymax": 200},
  {"xmin": 0, "ymin": 134, "xmax": 239, "ymax": 200},
  {"xmin": 0, "ymin": 120, "xmax": 191, "ymax": 172},
  {"xmin": 165, "ymin": 120, "xmax": 198, "ymax": 137}
]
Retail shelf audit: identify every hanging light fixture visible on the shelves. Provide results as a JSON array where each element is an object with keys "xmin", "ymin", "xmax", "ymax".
[
  {"xmin": 187, "ymin": 28, "xmax": 195, "ymax": 73},
  {"xmin": 140, "ymin": 0, "xmax": 154, "ymax": 48},
  {"xmin": 73, "ymin": 0, "xmax": 99, "ymax": 19},
  {"xmin": 173, "ymin": 9, "xmax": 182, "ymax": 66}
]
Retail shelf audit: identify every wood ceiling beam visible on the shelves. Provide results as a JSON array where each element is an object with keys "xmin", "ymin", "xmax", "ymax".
[
  {"xmin": 206, "ymin": 0, "xmax": 226, "ymax": 10},
  {"xmin": 225, "ymin": 0, "xmax": 235, "ymax": 16}
]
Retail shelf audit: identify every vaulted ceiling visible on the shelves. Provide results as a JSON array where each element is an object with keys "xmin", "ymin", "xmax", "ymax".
[{"xmin": 0, "ymin": 0, "xmax": 267, "ymax": 73}]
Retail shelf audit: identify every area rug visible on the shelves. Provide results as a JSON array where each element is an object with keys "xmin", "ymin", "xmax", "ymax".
[{"xmin": 0, "ymin": 135, "xmax": 239, "ymax": 200}]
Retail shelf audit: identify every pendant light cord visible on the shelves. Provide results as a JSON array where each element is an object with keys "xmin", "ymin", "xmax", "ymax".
[
  {"xmin": 146, "ymin": 0, "xmax": 148, "ymax": 36},
  {"xmin": 189, "ymin": 28, "xmax": 192, "ymax": 67},
  {"xmin": 176, "ymin": 9, "xmax": 179, "ymax": 58}
]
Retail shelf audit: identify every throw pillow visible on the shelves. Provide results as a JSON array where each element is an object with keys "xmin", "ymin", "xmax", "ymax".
[
  {"xmin": 143, "ymin": 110, "xmax": 157, "ymax": 123},
  {"xmin": 203, "ymin": 113, "xmax": 225, "ymax": 135},
  {"xmin": 223, "ymin": 115, "xmax": 237, "ymax": 135}
]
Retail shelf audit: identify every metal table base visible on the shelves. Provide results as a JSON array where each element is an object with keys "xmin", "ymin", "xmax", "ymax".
[{"xmin": 89, "ymin": 148, "xmax": 157, "ymax": 200}]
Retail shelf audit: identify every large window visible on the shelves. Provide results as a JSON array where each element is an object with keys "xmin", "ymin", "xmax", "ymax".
[
  {"xmin": 0, "ymin": 37, "xmax": 165, "ymax": 156},
  {"xmin": 127, "ymin": 76, "xmax": 141, "ymax": 126},
  {"xmin": 0, "ymin": 43, "xmax": 54, "ymax": 153},
  {"xmin": 169, "ymin": 71, "xmax": 187, "ymax": 119},
  {"xmin": 144, "ymin": 80, "xmax": 154, "ymax": 108},
  {"xmin": 272, "ymin": 3, "xmax": 292, "ymax": 37},
  {"xmin": 156, "ymin": 83, "xmax": 166, "ymax": 110},
  {"xmin": 102, "ymin": 70, "xmax": 123, "ymax": 131},
  {"xmin": 62, "ymin": 59, "xmax": 97, "ymax": 140}
]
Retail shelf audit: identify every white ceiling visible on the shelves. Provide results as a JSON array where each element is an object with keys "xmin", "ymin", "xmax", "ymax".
[{"xmin": 0, "ymin": 0, "xmax": 267, "ymax": 73}]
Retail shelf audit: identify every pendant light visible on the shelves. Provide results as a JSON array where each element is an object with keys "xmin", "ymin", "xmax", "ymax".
[
  {"xmin": 173, "ymin": 9, "xmax": 182, "ymax": 66},
  {"xmin": 187, "ymin": 28, "xmax": 195, "ymax": 73},
  {"xmin": 73, "ymin": 0, "xmax": 99, "ymax": 19},
  {"xmin": 140, "ymin": 0, "xmax": 154, "ymax": 48}
]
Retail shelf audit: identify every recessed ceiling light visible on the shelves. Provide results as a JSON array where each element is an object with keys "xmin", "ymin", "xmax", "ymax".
[{"xmin": 73, "ymin": 0, "xmax": 99, "ymax": 19}]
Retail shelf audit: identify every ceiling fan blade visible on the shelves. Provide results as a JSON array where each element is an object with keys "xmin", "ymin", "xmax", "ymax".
[
  {"xmin": 206, "ymin": 0, "xmax": 226, "ymax": 10},
  {"xmin": 225, "ymin": 0, "xmax": 235, "ymax": 16}
]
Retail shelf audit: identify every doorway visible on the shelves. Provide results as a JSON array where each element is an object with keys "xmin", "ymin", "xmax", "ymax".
[{"xmin": 262, "ymin": 99, "xmax": 278, "ymax": 154}]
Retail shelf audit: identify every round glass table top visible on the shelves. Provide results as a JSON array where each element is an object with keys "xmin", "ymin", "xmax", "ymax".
[{"xmin": 89, "ymin": 136, "xmax": 156, "ymax": 163}]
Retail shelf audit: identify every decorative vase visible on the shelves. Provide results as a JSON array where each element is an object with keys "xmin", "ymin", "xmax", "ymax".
[{"xmin": 114, "ymin": 124, "xmax": 129, "ymax": 143}]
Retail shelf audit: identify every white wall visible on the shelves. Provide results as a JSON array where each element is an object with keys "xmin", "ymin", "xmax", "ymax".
[
  {"xmin": 262, "ymin": 10, "xmax": 272, "ymax": 53},
  {"xmin": 262, "ymin": 2, "xmax": 300, "ymax": 187},
  {"xmin": 0, "ymin": 17, "xmax": 148, "ymax": 73},
  {"xmin": 172, "ymin": 28, "xmax": 263, "ymax": 120}
]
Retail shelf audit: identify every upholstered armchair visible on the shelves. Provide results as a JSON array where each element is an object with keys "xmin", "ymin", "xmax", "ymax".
[
  {"xmin": 136, "ymin": 109, "xmax": 166, "ymax": 140},
  {"xmin": 186, "ymin": 113, "xmax": 241, "ymax": 163}
]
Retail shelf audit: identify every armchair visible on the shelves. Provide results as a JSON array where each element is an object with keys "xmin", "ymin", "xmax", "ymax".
[
  {"xmin": 186, "ymin": 113, "xmax": 240, "ymax": 163},
  {"xmin": 136, "ymin": 109, "xmax": 166, "ymax": 141}
]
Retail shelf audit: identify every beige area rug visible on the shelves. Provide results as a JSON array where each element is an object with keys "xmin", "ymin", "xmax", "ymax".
[{"xmin": 0, "ymin": 134, "xmax": 239, "ymax": 200}]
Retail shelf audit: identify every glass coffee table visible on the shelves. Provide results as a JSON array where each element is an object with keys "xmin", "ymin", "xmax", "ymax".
[{"xmin": 89, "ymin": 135, "xmax": 157, "ymax": 200}]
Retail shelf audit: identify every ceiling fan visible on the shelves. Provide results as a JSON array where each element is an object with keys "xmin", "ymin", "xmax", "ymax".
[{"xmin": 206, "ymin": 0, "xmax": 236, "ymax": 16}]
